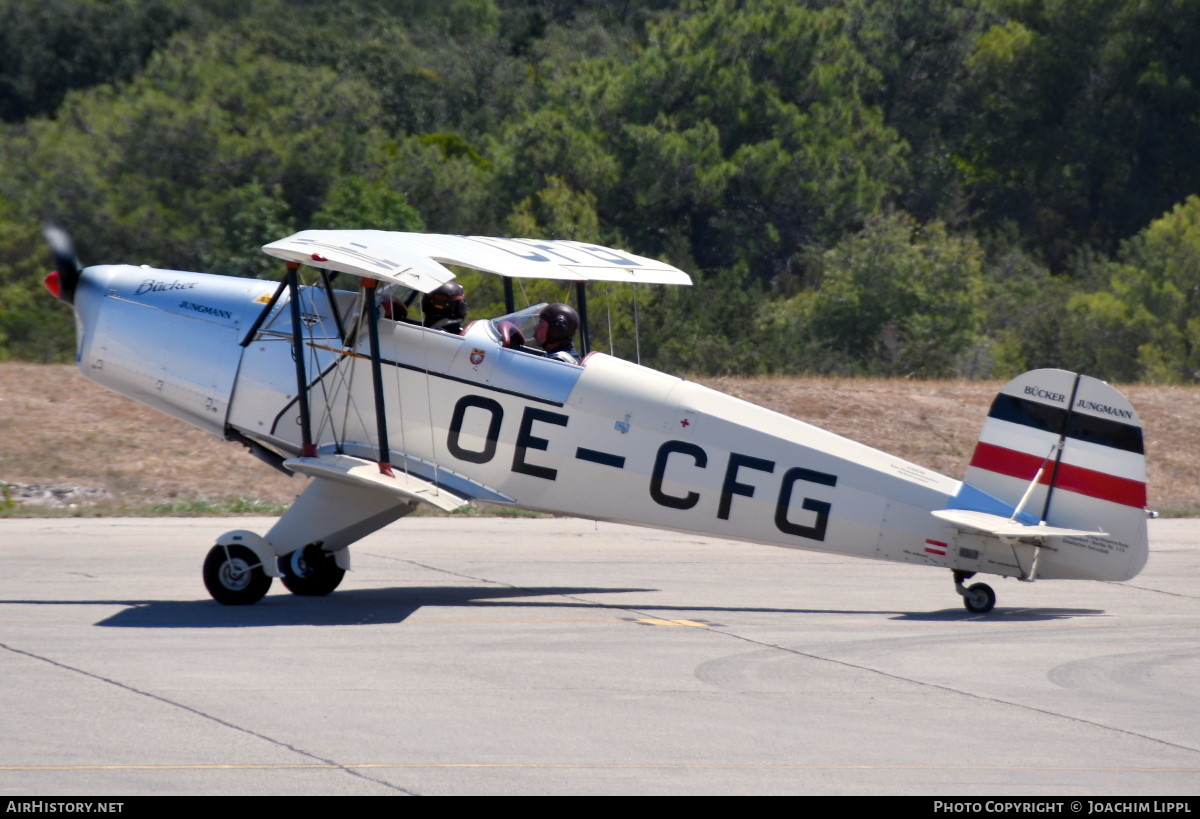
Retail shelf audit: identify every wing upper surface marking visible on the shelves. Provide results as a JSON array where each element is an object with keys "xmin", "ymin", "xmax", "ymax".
[{"xmin": 263, "ymin": 231, "xmax": 692, "ymax": 291}]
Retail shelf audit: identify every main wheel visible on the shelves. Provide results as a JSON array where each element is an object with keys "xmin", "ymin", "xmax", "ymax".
[
  {"xmin": 203, "ymin": 544, "xmax": 272, "ymax": 605},
  {"xmin": 962, "ymin": 582, "xmax": 996, "ymax": 614},
  {"xmin": 279, "ymin": 544, "xmax": 345, "ymax": 596}
]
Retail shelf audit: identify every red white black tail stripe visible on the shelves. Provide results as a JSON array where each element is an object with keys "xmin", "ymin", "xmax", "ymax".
[{"xmin": 966, "ymin": 369, "xmax": 1146, "ymax": 514}]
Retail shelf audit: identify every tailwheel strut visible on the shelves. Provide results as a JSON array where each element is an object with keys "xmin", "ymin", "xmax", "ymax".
[{"xmin": 953, "ymin": 570, "xmax": 996, "ymax": 614}]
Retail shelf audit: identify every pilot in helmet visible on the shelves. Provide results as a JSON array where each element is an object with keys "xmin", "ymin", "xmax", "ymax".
[
  {"xmin": 422, "ymin": 282, "xmax": 467, "ymax": 334},
  {"xmin": 535, "ymin": 302, "xmax": 581, "ymax": 364}
]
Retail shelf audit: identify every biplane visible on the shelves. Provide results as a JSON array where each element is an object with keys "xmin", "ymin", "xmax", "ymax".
[{"xmin": 43, "ymin": 228, "xmax": 1150, "ymax": 612}]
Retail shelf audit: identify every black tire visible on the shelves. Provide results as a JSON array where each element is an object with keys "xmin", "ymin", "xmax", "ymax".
[
  {"xmin": 278, "ymin": 544, "xmax": 345, "ymax": 596},
  {"xmin": 962, "ymin": 582, "xmax": 996, "ymax": 614},
  {"xmin": 203, "ymin": 544, "xmax": 272, "ymax": 605}
]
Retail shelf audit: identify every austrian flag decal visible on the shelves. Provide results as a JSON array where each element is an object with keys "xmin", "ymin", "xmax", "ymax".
[{"xmin": 924, "ymin": 539, "xmax": 948, "ymax": 556}]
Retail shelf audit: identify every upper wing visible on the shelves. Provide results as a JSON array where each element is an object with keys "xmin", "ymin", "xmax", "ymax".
[{"xmin": 262, "ymin": 230, "xmax": 693, "ymax": 293}]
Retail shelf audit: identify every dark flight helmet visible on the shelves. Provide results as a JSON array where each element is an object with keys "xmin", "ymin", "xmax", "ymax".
[
  {"xmin": 538, "ymin": 302, "xmax": 579, "ymax": 344},
  {"xmin": 422, "ymin": 281, "xmax": 467, "ymax": 329}
]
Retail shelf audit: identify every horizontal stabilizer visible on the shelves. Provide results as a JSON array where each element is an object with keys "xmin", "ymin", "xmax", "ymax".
[
  {"xmin": 931, "ymin": 508, "xmax": 1107, "ymax": 539},
  {"xmin": 285, "ymin": 454, "xmax": 471, "ymax": 513}
]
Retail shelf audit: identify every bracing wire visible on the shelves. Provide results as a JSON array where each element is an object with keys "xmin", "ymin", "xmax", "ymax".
[
  {"xmin": 303, "ymin": 280, "xmax": 341, "ymax": 451},
  {"xmin": 420, "ymin": 321, "xmax": 439, "ymax": 491},
  {"xmin": 336, "ymin": 288, "xmax": 372, "ymax": 449},
  {"xmin": 388, "ymin": 296, "xmax": 410, "ymax": 480},
  {"xmin": 605, "ymin": 283, "xmax": 614, "ymax": 356},
  {"xmin": 633, "ymin": 283, "xmax": 641, "ymax": 365}
]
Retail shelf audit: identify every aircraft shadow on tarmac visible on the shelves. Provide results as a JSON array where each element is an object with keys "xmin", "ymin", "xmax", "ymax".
[
  {"xmin": 92, "ymin": 585, "xmax": 653, "ymax": 628},
  {"xmin": 891, "ymin": 608, "xmax": 1106, "ymax": 623},
  {"xmin": 5, "ymin": 587, "xmax": 1106, "ymax": 628}
]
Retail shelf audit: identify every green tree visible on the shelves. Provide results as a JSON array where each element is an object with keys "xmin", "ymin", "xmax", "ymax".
[
  {"xmin": 592, "ymin": 0, "xmax": 907, "ymax": 277},
  {"xmin": 0, "ymin": 205, "xmax": 76, "ymax": 361},
  {"xmin": 384, "ymin": 135, "xmax": 501, "ymax": 234},
  {"xmin": 843, "ymin": 0, "xmax": 997, "ymax": 225},
  {"xmin": 506, "ymin": 175, "xmax": 602, "ymax": 241},
  {"xmin": 642, "ymin": 266, "xmax": 770, "ymax": 374},
  {"xmin": 198, "ymin": 183, "xmax": 294, "ymax": 279},
  {"xmin": 973, "ymin": 237, "xmax": 1079, "ymax": 378},
  {"xmin": 762, "ymin": 212, "xmax": 986, "ymax": 377},
  {"xmin": 961, "ymin": 0, "xmax": 1200, "ymax": 266},
  {"xmin": 0, "ymin": 0, "xmax": 194, "ymax": 122},
  {"xmin": 492, "ymin": 109, "xmax": 621, "ymax": 219},
  {"xmin": 1072, "ymin": 196, "xmax": 1200, "ymax": 383},
  {"xmin": 313, "ymin": 176, "xmax": 424, "ymax": 233},
  {"xmin": 0, "ymin": 32, "xmax": 392, "ymax": 272}
]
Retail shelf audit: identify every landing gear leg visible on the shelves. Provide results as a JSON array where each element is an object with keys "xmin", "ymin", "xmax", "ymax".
[{"xmin": 953, "ymin": 570, "xmax": 996, "ymax": 614}]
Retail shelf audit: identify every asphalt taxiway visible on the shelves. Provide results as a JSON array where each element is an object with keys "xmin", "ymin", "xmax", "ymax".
[{"xmin": 1, "ymin": 516, "xmax": 1197, "ymax": 796}]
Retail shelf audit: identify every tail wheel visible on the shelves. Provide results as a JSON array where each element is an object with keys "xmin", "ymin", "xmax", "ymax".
[
  {"xmin": 203, "ymin": 544, "xmax": 272, "ymax": 605},
  {"xmin": 279, "ymin": 543, "xmax": 345, "ymax": 596},
  {"xmin": 962, "ymin": 582, "xmax": 996, "ymax": 614}
]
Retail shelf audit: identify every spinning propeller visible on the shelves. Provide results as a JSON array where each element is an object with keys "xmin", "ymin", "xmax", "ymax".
[{"xmin": 42, "ymin": 223, "xmax": 81, "ymax": 304}]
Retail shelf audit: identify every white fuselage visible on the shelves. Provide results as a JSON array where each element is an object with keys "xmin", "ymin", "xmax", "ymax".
[{"xmin": 72, "ymin": 264, "xmax": 1139, "ymax": 583}]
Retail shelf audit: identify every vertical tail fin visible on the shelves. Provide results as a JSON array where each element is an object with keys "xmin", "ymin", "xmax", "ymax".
[{"xmin": 960, "ymin": 369, "xmax": 1148, "ymax": 581}]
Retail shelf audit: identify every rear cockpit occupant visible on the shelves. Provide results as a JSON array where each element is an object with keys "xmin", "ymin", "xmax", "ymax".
[{"xmin": 535, "ymin": 303, "xmax": 581, "ymax": 364}]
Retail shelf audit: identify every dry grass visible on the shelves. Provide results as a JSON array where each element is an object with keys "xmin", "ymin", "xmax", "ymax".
[
  {"xmin": 1, "ymin": 363, "xmax": 1196, "ymax": 515},
  {"xmin": 0, "ymin": 363, "xmax": 300, "ymax": 512}
]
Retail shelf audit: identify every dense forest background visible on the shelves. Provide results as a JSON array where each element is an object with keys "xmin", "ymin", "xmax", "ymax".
[{"xmin": 1, "ymin": 0, "xmax": 1198, "ymax": 382}]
